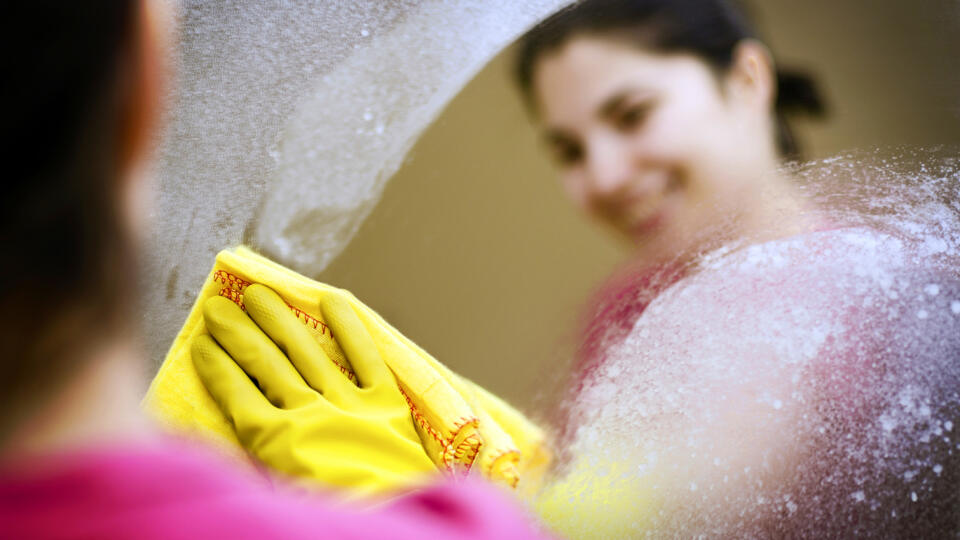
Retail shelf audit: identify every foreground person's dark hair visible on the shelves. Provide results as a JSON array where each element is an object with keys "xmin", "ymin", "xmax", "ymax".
[{"xmin": 1, "ymin": 3, "xmax": 142, "ymax": 431}]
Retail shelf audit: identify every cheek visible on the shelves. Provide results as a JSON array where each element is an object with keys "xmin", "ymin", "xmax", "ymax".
[
  {"xmin": 686, "ymin": 107, "xmax": 759, "ymax": 184},
  {"xmin": 657, "ymin": 116, "xmax": 741, "ymax": 203},
  {"xmin": 642, "ymin": 90, "xmax": 742, "ymax": 176},
  {"xmin": 635, "ymin": 105, "xmax": 713, "ymax": 183}
]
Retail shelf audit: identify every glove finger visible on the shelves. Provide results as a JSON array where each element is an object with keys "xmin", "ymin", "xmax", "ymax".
[
  {"xmin": 191, "ymin": 333, "xmax": 273, "ymax": 428},
  {"xmin": 242, "ymin": 284, "xmax": 353, "ymax": 399},
  {"xmin": 202, "ymin": 295, "xmax": 315, "ymax": 409},
  {"xmin": 320, "ymin": 290, "xmax": 394, "ymax": 389}
]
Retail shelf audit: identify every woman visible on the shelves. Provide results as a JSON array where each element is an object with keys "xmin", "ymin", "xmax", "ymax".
[
  {"xmin": 0, "ymin": 3, "xmax": 550, "ymax": 538},
  {"xmin": 514, "ymin": 0, "xmax": 827, "ymax": 422}
]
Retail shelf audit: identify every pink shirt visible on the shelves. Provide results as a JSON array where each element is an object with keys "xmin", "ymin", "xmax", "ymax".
[
  {"xmin": 0, "ymin": 441, "xmax": 551, "ymax": 540},
  {"xmin": 575, "ymin": 260, "xmax": 686, "ymax": 389}
]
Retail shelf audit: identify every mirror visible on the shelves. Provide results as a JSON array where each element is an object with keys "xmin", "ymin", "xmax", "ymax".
[{"xmin": 314, "ymin": 1, "xmax": 960, "ymax": 535}]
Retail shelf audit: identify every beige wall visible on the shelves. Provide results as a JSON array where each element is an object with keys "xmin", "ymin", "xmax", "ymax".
[
  {"xmin": 319, "ymin": 0, "xmax": 960, "ymax": 416},
  {"xmin": 758, "ymin": 0, "xmax": 960, "ymax": 154}
]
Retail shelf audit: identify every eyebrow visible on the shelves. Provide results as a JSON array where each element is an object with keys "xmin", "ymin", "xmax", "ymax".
[
  {"xmin": 597, "ymin": 87, "xmax": 652, "ymax": 119},
  {"xmin": 542, "ymin": 86, "xmax": 654, "ymax": 145}
]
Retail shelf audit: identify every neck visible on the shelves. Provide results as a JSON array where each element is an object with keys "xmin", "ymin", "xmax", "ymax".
[
  {"xmin": 665, "ymin": 167, "xmax": 823, "ymax": 268},
  {"xmin": 1, "ymin": 337, "xmax": 157, "ymax": 459},
  {"xmin": 745, "ymin": 168, "xmax": 822, "ymax": 242}
]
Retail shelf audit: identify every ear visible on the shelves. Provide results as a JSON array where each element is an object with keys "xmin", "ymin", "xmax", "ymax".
[
  {"xmin": 118, "ymin": 0, "xmax": 170, "ymax": 178},
  {"xmin": 117, "ymin": 0, "xmax": 172, "ymax": 237},
  {"xmin": 724, "ymin": 39, "xmax": 776, "ymax": 112}
]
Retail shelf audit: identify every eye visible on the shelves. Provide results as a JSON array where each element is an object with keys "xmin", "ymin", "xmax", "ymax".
[
  {"xmin": 614, "ymin": 102, "xmax": 653, "ymax": 132},
  {"xmin": 546, "ymin": 137, "xmax": 584, "ymax": 167}
]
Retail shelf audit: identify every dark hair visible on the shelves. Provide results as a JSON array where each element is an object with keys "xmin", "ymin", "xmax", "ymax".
[
  {"xmin": 515, "ymin": 0, "xmax": 826, "ymax": 159},
  {"xmin": 1, "ymin": 3, "xmax": 142, "ymax": 427}
]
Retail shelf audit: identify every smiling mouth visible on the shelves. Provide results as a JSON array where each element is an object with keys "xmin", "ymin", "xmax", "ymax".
[
  {"xmin": 623, "ymin": 175, "xmax": 682, "ymax": 236},
  {"xmin": 630, "ymin": 207, "xmax": 668, "ymax": 235}
]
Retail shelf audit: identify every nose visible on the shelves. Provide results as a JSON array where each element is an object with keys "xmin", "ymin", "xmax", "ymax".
[{"xmin": 583, "ymin": 134, "xmax": 635, "ymax": 202}]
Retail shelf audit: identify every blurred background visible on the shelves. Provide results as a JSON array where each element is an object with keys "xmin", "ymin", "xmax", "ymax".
[{"xmin": 314, "ymin": 0, "xmax": 960, "ymax": 416}]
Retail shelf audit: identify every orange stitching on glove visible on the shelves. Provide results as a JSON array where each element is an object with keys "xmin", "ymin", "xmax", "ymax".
[
  {"xmin": 218, "ymin": 287, "xmax": 245, "ymax": 308},
  {"xmin": 213, "ymin": 269, "xmax": 251, "ymax": 290},
  {"xmin": 213, "ymin": 271, "xmax": 333, "ymax": 338},
  {"xmin": 288, "ymin": 305, "xmax": 332, "ymax": 337},
  {"xmin": 452, "ymin": 434, "xmax": 482, "ymax": 475},
  {"xmin": 441, "ymin": 417, "xmax": 481, "ymax": 471},
  {"xmin": 399, "ymin": 387, "xmax": 446, "ymax": 449},
  {"xmin": 398, "ymin": 387, "xmax": 483, "ymax": 474}
]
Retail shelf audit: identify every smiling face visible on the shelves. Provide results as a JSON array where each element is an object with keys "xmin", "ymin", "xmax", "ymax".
[{"xmin": 532, "ymin": 36, "xmax": 781, "ymax": 261}]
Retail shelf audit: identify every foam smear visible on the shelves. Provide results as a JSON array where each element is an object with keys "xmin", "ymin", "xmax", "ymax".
[
  {"xmin": 540, "ymin": 148, "xmax": 960, "ymax": 538},
  {"xmin": 145, "ymin": 0, "xmax": 568, "ymax": 366}
]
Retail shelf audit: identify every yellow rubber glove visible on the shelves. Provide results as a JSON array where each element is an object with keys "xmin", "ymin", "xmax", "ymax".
[
  {"xmin": 144, "ymin": 246, "xmax": 551, "ymax": 496},
  {"xmin": 191, "ymin": 283, "xmax": 437, "ymax": 497}
]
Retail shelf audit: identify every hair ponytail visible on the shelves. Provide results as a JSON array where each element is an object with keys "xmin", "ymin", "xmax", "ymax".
[
  {"xmin": 773, "ymin": 68, "xmax": 827, "ymax": 158},
  {"xmin": 776, "ymin": 68, "xmax": 827, "ymax": 117}
]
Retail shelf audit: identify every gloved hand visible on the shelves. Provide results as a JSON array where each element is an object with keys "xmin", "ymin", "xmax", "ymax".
[{"xmin": 191, "ymin": 283, "xmax": 438, "ymax": 497}]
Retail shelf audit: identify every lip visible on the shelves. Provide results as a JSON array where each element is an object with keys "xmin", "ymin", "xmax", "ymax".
[{"xmin": 629, "ymin": 205, "xmax": 669, "ymax": 236}]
